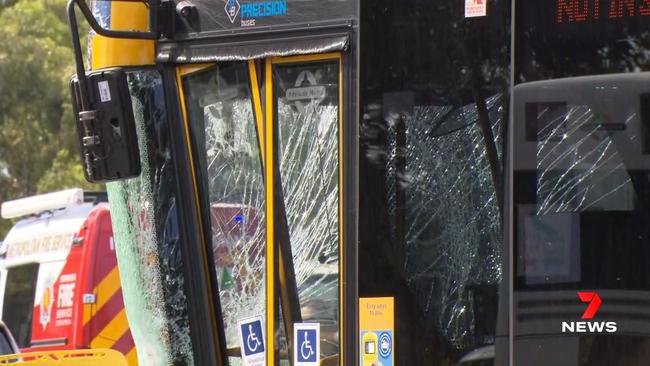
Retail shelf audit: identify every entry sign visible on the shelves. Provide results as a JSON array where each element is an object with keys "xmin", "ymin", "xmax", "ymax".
[
  {"xmin": 360, "ymin": 297, "xmax": 394, "ymax": 366},
  {"xmin": 294, "ymin": 323, "xmax": 320, "ymax": 366},
  {"xmin": 465, "ymin": 0, "xmax": 487, "ymax": 18},
  {"xmin": 238, "ymin": 316, "xmax": 266, "ymax": 366}
]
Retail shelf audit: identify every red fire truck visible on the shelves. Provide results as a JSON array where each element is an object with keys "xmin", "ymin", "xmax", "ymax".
[{"xmin": 0, "ymin": 188, "xmax": 137, "ymax": 365}]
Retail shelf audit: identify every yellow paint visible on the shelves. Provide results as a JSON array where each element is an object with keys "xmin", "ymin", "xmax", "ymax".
[
  {"xmin": 360, "ymin": 298, "xmax": 394, "ymax": 366},
  {"xmin": 0, "ymin": 349, "xmax": 128, "ymax": 366},
  {"xmin": 91, "ymin": 2, "xmax": 154, "ymax": 69},
  {"xmin": 82, "ymin": 304, "xmax": 92, "ymax": 327},
  {"xmin": 359, "ymin": 297, "xmax": 394, "ymax": 331},
  {"xmin": 83, "ymin": 266, "xmax": 121, "ymax": 326},
  {"xmin": 264, "ymin": 58, "xmax": 275, "ymax": 366},
  {"xmin": 337, "ymin": 55, "xmax": 344, "ymax": 366},
  {"xmin": 125, "ymin": 348, "xmax": 138, "ymax": 365},
  {"xmin": 361, "ymin": 331, "xmax": 379, "ymax": 366},
  {"xmin": 90, "ymin": 309, "xmax": 130, "ymax": 348},
  {"xmin": 176, "ymin": 68, "xmax": 224, "ymax": 363},
  {"xmin": 248, "ymin": 60, "xmax": 265, "ymax": 162},
  {"xmin": 177, "ymin": 64, "xmax": 215, "ymax": 77},
  {"xmin": 269, "ymin": 52, "xmax": 342, "ymax": 64}
]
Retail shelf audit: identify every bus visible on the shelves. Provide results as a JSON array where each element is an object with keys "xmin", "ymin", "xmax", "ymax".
[
  {"xmin": 61, "ymin": 0, "xmax": 650, "ymax": 365},
  {"xmin": 0, "ymin": 189, "xmax": 137, "ymax": 364}
]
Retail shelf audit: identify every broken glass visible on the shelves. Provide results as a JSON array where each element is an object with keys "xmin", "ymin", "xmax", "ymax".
[
  {"xmin": 401, "ymin": 95, "xmax": 504, "ymax": 350},
  {"xmin": 273, "ymin": 61, "xmax": 340, "ymax": 358},
  {"xmin": 533, "ymin": 103, "xmax": 634, "ymax": 214},
  {"xmin": 107, "ymin": 71, "xmax": 194, "ymax": 366},
  {"xmin": 181, "ymin": 63, "xmax": 266, "ymax": 357},
  {"xmin": 512, "ymin": 74, "xmax": 650, "ymax": 365}
]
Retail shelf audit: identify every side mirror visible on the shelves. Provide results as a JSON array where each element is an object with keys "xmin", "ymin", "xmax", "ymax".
[{"xmin": 70, "ymin": 68, "xmax": 141, "ymax": 182}]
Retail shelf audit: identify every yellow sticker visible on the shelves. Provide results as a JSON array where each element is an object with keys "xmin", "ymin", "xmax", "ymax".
[{"xmin": 359, "ymin": 297, "xmax": 394, "ymax": 366}]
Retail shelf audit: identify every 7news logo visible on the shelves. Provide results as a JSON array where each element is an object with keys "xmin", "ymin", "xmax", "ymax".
[{"xmin": 561, "ymin": 292, "xmax": 617, "ymax": 333}]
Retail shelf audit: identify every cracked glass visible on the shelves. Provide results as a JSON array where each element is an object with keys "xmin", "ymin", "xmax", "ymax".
[
  {"xmin": 514, "ymin": 2, "xmax": 650, "ymax": 364},
  {"xmin": 272, "ymin": 60, "xmax": 341, "ymax": 361},
  {"xmin": 182, "ymin": 63, "xmax": 266, "ymax": 364},
  {"xmin": 107, "ymin": 70, "xmax": 194, "ymax": 366},
  {"xmin": 359, "ymin": 0, "xmax": 510, "ymax": 364}
]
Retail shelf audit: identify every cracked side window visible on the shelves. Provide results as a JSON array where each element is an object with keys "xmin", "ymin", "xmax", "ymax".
[
  {"xmin": 182, "ymin": 63, "xmax": 266, "ymax": 363},
  {"xmin": 272, "ymin": 60, "xmax": 341, "ymax": 361}
]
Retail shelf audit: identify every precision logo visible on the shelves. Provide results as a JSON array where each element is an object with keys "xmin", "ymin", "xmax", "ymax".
[{"xmin": 562, "ymin": 291, "xmax": 617, "ymax": 333}]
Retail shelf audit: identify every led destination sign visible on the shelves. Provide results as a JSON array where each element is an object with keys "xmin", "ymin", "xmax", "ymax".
[{"xmin": 557, "ymin": 0, "xmax": 650, "ymax": 23}]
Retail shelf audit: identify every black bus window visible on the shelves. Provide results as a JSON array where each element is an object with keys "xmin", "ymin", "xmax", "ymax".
[{"xmin": 359, "ymin": 0, "xmax": 510, "ymax": 364}]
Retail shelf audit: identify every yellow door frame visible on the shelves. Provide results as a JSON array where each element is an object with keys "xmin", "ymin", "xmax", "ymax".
[
  {"xmin": 175, "ymin": 63, "xmax": 226, "ymax": 364},
  {"xmin": 176, "ymin": 60, "xmax": 267, "ymax": 361},
  {"xmin": 176, "ymin": 52, "xmax": 345, "ymax": 366},
  {"xmin": 265, "ymin": 52, "xmax": 345, "ymax": 366}
]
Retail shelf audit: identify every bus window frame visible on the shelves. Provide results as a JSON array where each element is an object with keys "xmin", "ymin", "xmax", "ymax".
[{"xmin": 265, "ymin": 52, "xmax": 345, "ymax": 366}]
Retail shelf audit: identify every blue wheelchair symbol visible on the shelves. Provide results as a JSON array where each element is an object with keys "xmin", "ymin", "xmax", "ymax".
[
  {"xmin": 241, "ymin": 320, "xmax": 265, "ymax": 356},
  {"xmin": 297, "ymin": 329, "xmax": 318, "ymax": 362}
]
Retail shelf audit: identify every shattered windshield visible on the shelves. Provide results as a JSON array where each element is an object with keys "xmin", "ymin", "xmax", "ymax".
[{"xmin": 107, "ymin": 70, "xmax": 194, "ymax": 366}]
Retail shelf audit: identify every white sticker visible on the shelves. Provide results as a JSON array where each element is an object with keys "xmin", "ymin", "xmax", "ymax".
[
  {"xmin": 237, "ymin": 316, "xmax": 266, "ymax": 366},
  {"xmin": 82, "ymin": 293, "xmax": 96, "ymax": 304},
  {"xmin": 293, "ymin": 323, "xmax": 320, "ymax": 366},
  {"xmin": 98, "ymin": 80, "xmax": 112, "ymax": 102},
  {"xmin": 465, "ymin": 0, "xmax": 487, "ymax": 18}
]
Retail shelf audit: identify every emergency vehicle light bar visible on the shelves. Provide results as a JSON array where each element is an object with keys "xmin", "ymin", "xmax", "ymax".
[{"xmin": 0, "ymin": 188, "xmax": 84, "ymax": 219}]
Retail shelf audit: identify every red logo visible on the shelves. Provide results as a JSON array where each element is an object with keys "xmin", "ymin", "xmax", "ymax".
[{"xmin": 578, "ymin": 292, "xmax": 602, "ymax": 319}]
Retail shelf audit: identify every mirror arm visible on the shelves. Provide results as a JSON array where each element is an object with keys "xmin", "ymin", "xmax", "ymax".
[
  {"xmin": 67, "ymin": 0, "xmax": 91, "ymax": 111},
  {"xmin": 67, "ymin": 0, "xmax": 160, "ymax": 110}
]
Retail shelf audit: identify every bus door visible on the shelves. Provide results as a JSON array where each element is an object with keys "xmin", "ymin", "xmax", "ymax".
[{"xmin": 177, "ymin": 52, "xmax": 346, "ymax": 366}]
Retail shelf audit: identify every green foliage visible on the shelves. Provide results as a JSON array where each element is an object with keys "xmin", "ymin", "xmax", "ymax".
[
  {"xmin": 0, "ymin": 0, "xmax": 100, "ymax": 238},
  {"xmin": 36, "ymin": 149, "xmax": 101, "ymax": 193}
]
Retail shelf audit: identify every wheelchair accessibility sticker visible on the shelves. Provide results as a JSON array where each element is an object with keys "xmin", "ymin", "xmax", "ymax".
[
  {"xmin": 238, "ymin": 316, "xmax": 266, "ymax": 366},
  {"xmin": 293, "ymin": 323, "xmax": 320, "ymax": 366}
]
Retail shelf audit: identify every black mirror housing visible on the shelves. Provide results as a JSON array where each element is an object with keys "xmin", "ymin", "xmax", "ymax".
[{"xmin": 70, "ymin": 68, "xmax": 141, "ymax": 183}]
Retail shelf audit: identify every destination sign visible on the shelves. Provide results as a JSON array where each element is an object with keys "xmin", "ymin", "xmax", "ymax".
[{"xmin": 557, "ymin": 0, "xmax": 650, "ymax": 23}]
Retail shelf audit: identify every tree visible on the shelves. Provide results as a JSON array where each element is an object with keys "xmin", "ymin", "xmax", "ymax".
[{"xmin": 0, "ymin": 0, "xmax": 100, "ymax": 238}]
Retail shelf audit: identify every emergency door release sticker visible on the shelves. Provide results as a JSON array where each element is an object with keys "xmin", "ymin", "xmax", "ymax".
[
  {"xmin": 237, "ymin": 316, "xmax": 266, "ymax": 366},
  {"xmin": 465, "ymin": 0, "xmax": 487, "ymax": 18},
  {"xmin": 97, "ymin": 80, "xmax": 112, "ymax": 102},
  {"xmin": 293, "ymin": 323, "xmax": 320, "ymax": 366}
]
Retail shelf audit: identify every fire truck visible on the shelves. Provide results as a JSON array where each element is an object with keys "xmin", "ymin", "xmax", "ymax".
[
  {"xmin": 0, "ymin": 189, "xmax": 137, "ymax": 364},
  {"xmin": 57, "ymin": 0, "xmax": 650, "ymax": 365}
]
